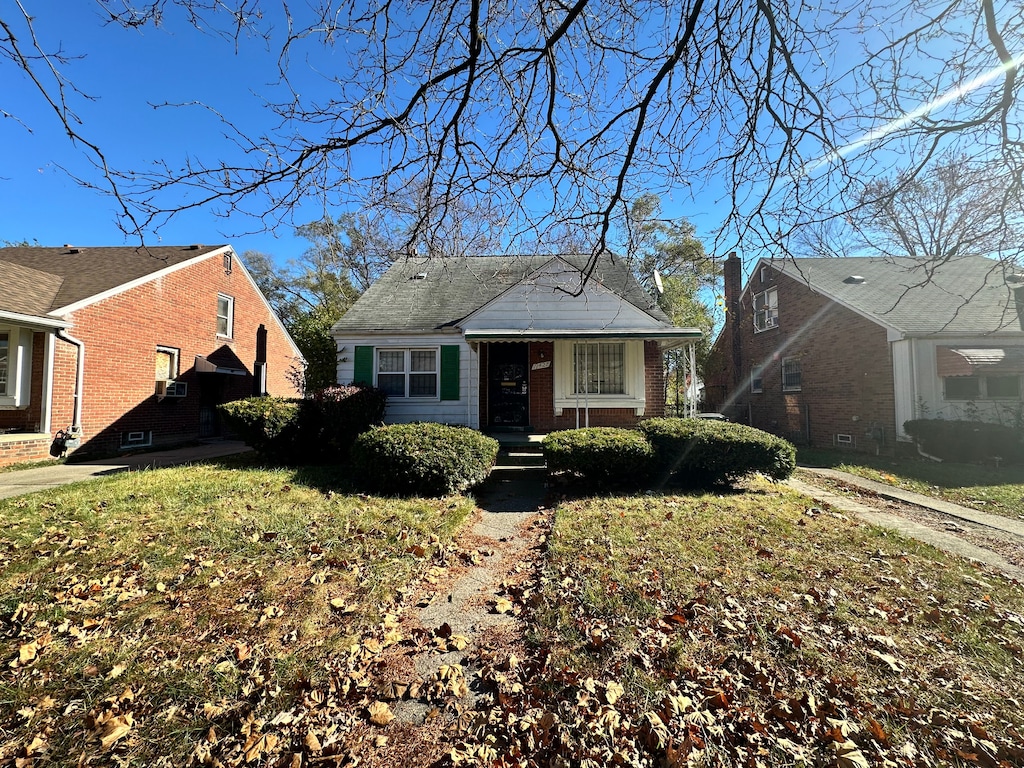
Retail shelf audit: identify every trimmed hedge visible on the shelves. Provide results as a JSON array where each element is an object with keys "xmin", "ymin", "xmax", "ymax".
[
  {"xmin": 218, "ymin": 397, "xmax": 301, "ymax": 462},
  {"xmin": 639, "ymin": 418, "xmax": 796, "ymax": 486},
  {"xmin": 541, "ymin": 427, "xmax": 654, "ymax": 487},
  {"xmin": 351, "ymin": 423, "xmax": 499, "ymax": 496},
  {"xmin": 903, "ymin": 419, "xmax": 1023, "ymax": 463},
  {"xmin": 219, "ymin": 385, "xmax": 387, "ymax": 463}
]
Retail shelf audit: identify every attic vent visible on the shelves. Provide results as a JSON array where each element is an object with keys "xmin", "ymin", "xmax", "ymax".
[
  {"xmin": 188, "ymin": 244, "xmax": 203, "ymax": 250},
  {"xmin": 67, "ymin": 247, "xmax": 82, "ymax": 254},
  {"xmin": 842, "ymin": 275, "xmax": 866, "ymax": 284},
  {"xmin": 411, "ymin": 272, "xmax": 428, "ymax": 280},
  {"xmin": 1006, "ymin": 273, "xmax": 1024, "ymax": 284}
]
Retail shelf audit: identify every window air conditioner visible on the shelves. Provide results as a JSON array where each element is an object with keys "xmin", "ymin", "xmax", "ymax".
[{"xmin": 155, "ymin": 380, "xmax": 188, "ymax": 398}]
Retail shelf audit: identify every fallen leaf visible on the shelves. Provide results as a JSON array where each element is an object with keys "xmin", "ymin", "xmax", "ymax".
[{"xmin": 367, "ymin": 701, "xmax": 395, "ymax": 726}]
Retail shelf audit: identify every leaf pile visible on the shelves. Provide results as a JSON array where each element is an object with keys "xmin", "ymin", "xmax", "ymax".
[{"xmin": 450, "ymin": 483, "xmax": 1024, "ymax": 766}]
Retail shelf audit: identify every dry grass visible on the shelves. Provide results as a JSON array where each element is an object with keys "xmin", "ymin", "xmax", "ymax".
[{"xmin": 0, "ymin": 462, "xmax": 474, "ymax": 766}]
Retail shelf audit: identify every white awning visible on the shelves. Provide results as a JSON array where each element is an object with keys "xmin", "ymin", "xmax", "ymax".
[
  {"xmin": 463, "ymin": 328, "xmax": 701, "ymax": 349},
  {"xmin": 936, "ymin": 346, "xmax": 1024, "ymax": 377}
]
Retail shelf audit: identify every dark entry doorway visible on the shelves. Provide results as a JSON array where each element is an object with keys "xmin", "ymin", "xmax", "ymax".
[{"xmin": 488, "ymin": 343, "xmax": 529, "ymax": 428}]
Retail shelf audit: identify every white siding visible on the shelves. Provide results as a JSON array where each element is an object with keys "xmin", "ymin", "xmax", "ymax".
[
  {"xmin": 891, "ymin": 339, "xmax": 914, "ymax": 440},
  {"xmin": 462, "ymin": 262, "xmax": 661, "ymax": 331},
  {"xmin": 334, "ymin": 334, "xmax": 479, "ymax": 429}
]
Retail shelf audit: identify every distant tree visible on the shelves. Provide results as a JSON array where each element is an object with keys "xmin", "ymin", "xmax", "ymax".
[
  {"xmin": 849, "ymin": 153, "xmax": 1024, "ymax": 264},
  {"xmin": 621, "ymin": 194, "xmax": 718, "ymax": 412}
]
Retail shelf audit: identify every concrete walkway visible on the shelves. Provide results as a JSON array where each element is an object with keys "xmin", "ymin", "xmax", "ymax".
[
  {"xmin": 800, "ymin": 466, "xmax": 1024, "ymax": 538},
  {"xmin": 0, "ymin": 440, "xmax": 250, "ymax": 500},
  {"xmin": 793, "ymin": 468, "xmax": 1024, "ymax": 582}
]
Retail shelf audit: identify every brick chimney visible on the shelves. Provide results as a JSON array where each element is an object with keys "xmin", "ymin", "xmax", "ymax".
[{"xmin": 723, "ymin": 251, "xmax": 743, "ymax": 390}]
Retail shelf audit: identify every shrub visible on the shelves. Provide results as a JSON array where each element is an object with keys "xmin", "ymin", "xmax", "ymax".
[
  {"xmin": 351, "ymin": 423, "xmax": 499, "ymax": 496},
  {"xmin": 903, "ymin": 419, "xmax": 1023, "ymax": 463},
  {"xmin": 300, "ymin": 385, "xmax": 388, "ymax": 461},
  {"xmin": 219, "ymin": 397, "xmax": 301, "ymax": 462},
  {"xmin": 219, "ymin": 385, "xmax": 387, "ymax": 463},
  {"xmin": 541, "ymin": 427, "xmax": 654, "ymax": 487},
  {"xmin": 639, "ymin": 418, "xmax": 796, "ymax": 486}
]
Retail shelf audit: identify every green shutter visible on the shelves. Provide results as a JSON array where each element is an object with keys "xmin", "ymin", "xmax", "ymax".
[
  {"xmin": 440, "ymin": 345, "xmax": 460, "ymax": 401},
  {"xmin": 353, "ymin": 345, "xmax": 374, "ymax": 386}
]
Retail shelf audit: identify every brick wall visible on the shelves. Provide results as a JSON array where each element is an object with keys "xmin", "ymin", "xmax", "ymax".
[
  {"xmin": 0, "ymin": 435, "xmax": 51, "ymax": 465},
  {"xmin": 49, "ymin": 252, "xmax": 301, "ymax": 457},
  {"xmin": 714, "ymin": 262, "xmax": 897, "ymax": 452}
]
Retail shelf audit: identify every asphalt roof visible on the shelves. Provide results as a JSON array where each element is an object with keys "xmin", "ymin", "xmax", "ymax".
[
  {"xmin": 0, "ymin": 245, "xmax": 226, "ymax": 317},
  {"xmin": 768, "ymin": 255, "xmax": 1024, "ymax": 335},
  {"xmin": 333, "ymin": 254, "xmax": 669, "ymax": 333}
]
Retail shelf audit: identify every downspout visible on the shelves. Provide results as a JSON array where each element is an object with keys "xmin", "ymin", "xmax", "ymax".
[{"xmin": 55, "ymin": 329, "xmax": 85, "ymax": 433}]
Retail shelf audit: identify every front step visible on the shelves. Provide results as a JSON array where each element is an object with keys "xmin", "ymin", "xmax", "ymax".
[{"xmin": 498, "ymin": 447, "xmax": 546, "ymax": 468}]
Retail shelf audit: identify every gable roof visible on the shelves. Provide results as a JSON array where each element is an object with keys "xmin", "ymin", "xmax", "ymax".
[
  {"xmin": 766, "ymin": 255, "xmax": 1024, "ymax": 335},
  {"xmin": 0, "ymin": 245, "xmax": 228, "ymax": 317},
  {"xmin": 333, "ymin": 254, "xmax": 669, "ymax": 333}
]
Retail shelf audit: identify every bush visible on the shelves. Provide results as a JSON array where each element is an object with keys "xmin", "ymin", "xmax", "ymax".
[
  {"xmin": 639, "ymin": 418, "xmax": 796, "ymax": 486},
  {"xmin": 219, "ymin": 397, "xmax": 301, "ymax": 462},
  {"xmin": 351, "ymin": 423, "xmax": 499, "ymax": 496},
  {"xmin": 219, "ymin": 385, "xmax": 387, "ymax": 464},
  {"xmin": 903, "ymin": 419, "xmax": 1023, "ymax": 463},
  {"xmin": 300, "ymin": 385, "xmax": 388, "ymax": 461},
  {"xmin": 541, "ymin": 427, "xmax": 654, "ymax": 487}
]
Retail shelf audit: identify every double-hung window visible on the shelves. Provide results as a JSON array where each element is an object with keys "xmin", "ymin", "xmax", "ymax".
[
  {"xmin": 750, "ymin": 367, "xmax": 764, "ymax": 393},
  {"xmin": 0, "ymin": 332, "xmax": 8, "ymax": 397},
  {"xmin": 573, "ymin": 342, "xmax": 625, "ymax": 395},
  {"xmin": 376, "ymin": 349, "xmax": 438, "ymax": 398},
  {"xmin": 753, "ymin": 288, "xmax": 778, "ymax": 332},
  {"xmin": 217, "ymin": 294, "xmax": 234, "ymax": 337}
]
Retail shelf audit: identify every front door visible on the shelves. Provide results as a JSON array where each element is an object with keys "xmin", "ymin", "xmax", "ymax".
[{"xmin": 488, "ymin": 343, "xmax": 529, "ymax": 428}]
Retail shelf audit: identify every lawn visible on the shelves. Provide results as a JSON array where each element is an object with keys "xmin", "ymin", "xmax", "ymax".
[
  {"xmin": 456, "ymin": 480, "xmax": 1024, "ymax": 767},
  {"xmin": 0, "ymin": 461, "xmax": 475, "ymax": 766},
  {"xmin": 799, "ymin": 447, "xmax": 1024, "ymax": 522},
  {"xmin": 3, "ymin": 465, "xmax": 1023, "ymax": 767}
]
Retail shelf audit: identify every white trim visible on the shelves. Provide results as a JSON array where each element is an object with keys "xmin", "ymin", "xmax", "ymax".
[
  {"xmin": 552, "ymin": 339, "xmax": 647, "ymax": 416},
  {"xmin": 0, "ymin": 310, "xmax": 68, "ymax": 330},
  {"xmin": 50, "ymin": 246, "xmax": 232, "ymax": 316},
  {"xmin": 41, "ymin": 331, "xmax": 55, "ymax": 434},
  {"xmin": 216, "ymin": 293, "xmax": 235, "ymax": 338}
]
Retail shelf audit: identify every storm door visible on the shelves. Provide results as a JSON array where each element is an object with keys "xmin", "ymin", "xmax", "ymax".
[{"xmin": 488, "ymin": 343, "xmax": 529, "ymax": 428}]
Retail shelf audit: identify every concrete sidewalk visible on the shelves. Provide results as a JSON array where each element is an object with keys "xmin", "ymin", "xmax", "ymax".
[
  {"xmin": 799, "ymin": 466, "xmax": 1024, "ymax": 538},
  {"xmin": 0, "ymin": 440, "xmax": 251, "ymax": 500}
]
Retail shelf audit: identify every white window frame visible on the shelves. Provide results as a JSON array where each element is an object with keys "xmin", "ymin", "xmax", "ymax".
[
  {"xmin": 0, "ymin": 327, "xmax": 32, "ymax": 409},
  {"xmin": 750, "ymin": 368, "xmax": 764, "ymax": 394},
  {"xmin": 781, "ymin": 357, "xmax": 802, "ymax": 392},
  {"xmin": 753, "ymin": 288, "xmax": 778, "ymax": 332},
  {"xmin": 552, "ymin": 339, "xmax": 647, "ymax": 416},
  {"xmin": 155, "ymin": 346, "xmax": 180, "ymax": 382},
  {"xmin": 0, "ymin": 331, "xmax": 8, "ymax": 399},
  {"xmin": 217, "ymin": 294, "xmax": 234, "ymax": 338},
  {"xmin": 375, "ymin": 348, "xmax": 440, "ymax": 400}
]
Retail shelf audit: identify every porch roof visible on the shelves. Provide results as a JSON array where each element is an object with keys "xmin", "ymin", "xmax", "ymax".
[{"xmin": 463, "ymin": 327, "xmax": 701, "ymax": 348}]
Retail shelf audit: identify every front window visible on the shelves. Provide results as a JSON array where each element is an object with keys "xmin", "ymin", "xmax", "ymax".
[
  {"xmin": 217, "ymin": 294, "xmax": 234, "ymax": 337},
  {"xmin": 573, "ymin": 342, "xmax": 625, "ymax": 395},
  {"xmin": 0, "ymin": 332, "xmax": 8, "ymax": 396},
  {"xmin": 753, "ymin": 288, "xmax": 778, "ymax": 332},
  {"xmin": 782, "ymin": 357, "xmax": 802, "ymax": 392},
  {"xmin": 944, "ymin": 375, "xmax": 1020, "ymax": 400},
  {"xmin": 376, "ymin": 348, "xmax": 438, "ymax": 398}
]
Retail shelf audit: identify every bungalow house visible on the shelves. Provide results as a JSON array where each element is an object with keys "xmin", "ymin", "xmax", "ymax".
[
  {"xmin": 0, "ymin": 244, "xmax": 302, "ymax": 466},
  {"xmin": 703, "ymin": 252, "xmax": 1024, "ymax": 452},
  {"xmin": 332, "ymin": 254, "xmax": 701, "ymax": 431}
]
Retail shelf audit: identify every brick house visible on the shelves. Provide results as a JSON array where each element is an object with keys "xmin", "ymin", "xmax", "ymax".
[
  {"xmin": 0, "ymin": 245, "xmax": 302, "ymax": 466},
  {"xmin": 332, "ymin": 255, "xmax": 701, "ymax": 431},
  {"xmin": 704, "ymin": 253, "xmax": 1024, "ymax": 453}
]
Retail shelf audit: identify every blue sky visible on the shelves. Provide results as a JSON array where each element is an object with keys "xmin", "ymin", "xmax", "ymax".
[{"xmin": 0, "ymin": 2, "xmax": 742, "ymax": 267}]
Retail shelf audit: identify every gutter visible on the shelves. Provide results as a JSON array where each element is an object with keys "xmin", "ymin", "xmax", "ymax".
[{"xmin": 55, "ymin": 329, "xmax": 85, "ymax": 433}]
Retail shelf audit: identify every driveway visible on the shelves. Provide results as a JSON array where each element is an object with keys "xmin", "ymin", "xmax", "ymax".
[{"xmin": 0, "ymin": 440, "xmax": 250, "ymax": 500}]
